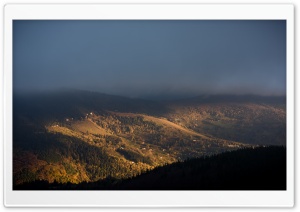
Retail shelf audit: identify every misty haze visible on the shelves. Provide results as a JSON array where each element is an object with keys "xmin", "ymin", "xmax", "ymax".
[{"xmin": 13, "ymin": 20, "xmax": 286, "ymax": 190}]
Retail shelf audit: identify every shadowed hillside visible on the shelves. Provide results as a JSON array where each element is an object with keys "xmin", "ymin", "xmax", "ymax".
[{"xmin": 14, "ymin": 146, "xmax": 286, "ymax": 190}]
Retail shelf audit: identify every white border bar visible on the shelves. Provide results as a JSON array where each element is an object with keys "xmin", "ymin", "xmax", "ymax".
[{"xmin": 4, "ymin": 4, "xmax": 293, "ymax": 20}]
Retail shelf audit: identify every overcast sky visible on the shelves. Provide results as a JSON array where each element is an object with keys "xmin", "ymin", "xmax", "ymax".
[{"xmin": 13, "ymin": 20, "xmax": 286, "ymax": 99}]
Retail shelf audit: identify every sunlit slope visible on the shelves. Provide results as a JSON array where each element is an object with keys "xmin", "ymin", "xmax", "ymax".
[
  {"xmin": 47, "ymin": 110, "xmax": 245, "ymax": 162},
  {"xmin": 112, "ymin": 111, "xmax": 210, "ymax": 139},
  {"xmin": 13, "ymin": 91, "xmax": 285, "ymax": 186},
  {"xmin": 14, "ymin": 109, "xmax": 247, "ymax": 186}
]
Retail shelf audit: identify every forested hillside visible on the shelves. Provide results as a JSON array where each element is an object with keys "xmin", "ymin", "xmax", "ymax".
[
  {"xmin": 13, "ymin": 90, "xmax": 286, "ymax": 188},
  {"xmin": 15, "ymin": 146, "xmax": 286, "ymax": 190}
]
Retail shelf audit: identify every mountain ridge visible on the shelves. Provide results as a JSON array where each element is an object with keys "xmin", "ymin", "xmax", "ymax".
[{"xmin": 13, "ymin": 90, "xmax": 286, "ymax": 187}]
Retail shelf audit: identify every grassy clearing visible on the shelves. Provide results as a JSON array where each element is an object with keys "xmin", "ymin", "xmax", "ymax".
[{"xmin": 70, "ymin": 120, "xmax": 110, "ymax": 136}]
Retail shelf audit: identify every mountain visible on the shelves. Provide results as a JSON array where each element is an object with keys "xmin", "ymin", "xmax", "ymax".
[
  {"xmin": 13, "ymin": 90, "xmax": 286, "ymax": 187},
  {"xmin": 164, "ymin": 94, "xmax": 286, "ymax": 145},
  {"xmin": 14, "ymin": 146, "xmax": 286, "ymax": 190}
]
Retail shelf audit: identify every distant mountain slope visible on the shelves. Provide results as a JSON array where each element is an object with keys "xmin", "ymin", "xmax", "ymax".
[
  {"xmin": 165, "ymin": 95, "xmax": 286, "ymax": 145},
  {"xmin": 13, "ymin": 89, "xmax": 169, "ymax": 123},
  {"xmin": 13, "ymin": 90, "xmax": 286, "ymax": 187},
  {"xmin": 169, "ymin": 94, "xmax": 286, "ymax": 104},
  {"xmin": 15, "ymin": 146, "xmax": 286, "ymax": 190}
]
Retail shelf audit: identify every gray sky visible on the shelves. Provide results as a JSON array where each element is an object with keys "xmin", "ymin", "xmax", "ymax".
[{"xmin": 13, "ymin": 20, "xmax": 286, "ymax": 99}]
